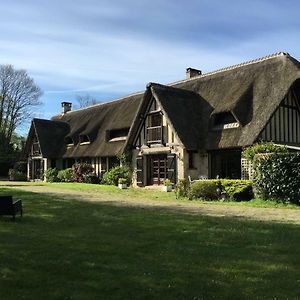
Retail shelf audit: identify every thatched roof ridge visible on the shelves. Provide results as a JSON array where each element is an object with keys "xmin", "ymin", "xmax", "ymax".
[
  {"xmin": 52, "ymin": 93, "xmax": 142, "ymax": 158},
  {"xmin": 52, "ymin": 91, "xmax": 144, "ymax": 118},
  {"xmin": 169, "ymin": 51, "xmax": 290, "ymax": 86},
  {"xmin": 129, "ymin": 52, "xmax": 300, "ymax": 150}
]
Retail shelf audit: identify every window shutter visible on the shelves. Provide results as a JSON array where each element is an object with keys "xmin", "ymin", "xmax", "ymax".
[
  {"xmin": 136, "ymin": 156, "xmax": 144, "ymax": 187},
  {"xmin": 167, "ymin": 154, "xmax": 177, "ymax": 184}
]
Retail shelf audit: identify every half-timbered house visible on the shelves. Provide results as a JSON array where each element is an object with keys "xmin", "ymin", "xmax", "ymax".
[{"xmin": 25, "ymin": 52, "xmax": 300, "ymax": 185}]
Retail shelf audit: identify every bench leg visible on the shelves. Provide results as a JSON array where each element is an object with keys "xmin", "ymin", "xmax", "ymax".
[{"xmin": 20, "ymin": 208, "xmax": 23, "ymax": 217}]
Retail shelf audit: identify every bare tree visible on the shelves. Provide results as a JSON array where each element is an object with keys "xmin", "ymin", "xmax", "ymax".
[
  {"xmin": 76, "ymin": 94, "xmax": 97, "ymax": 108},
  {"xmin": 0, "ymin": 65, "xmax": 42, "ymax": 145}
]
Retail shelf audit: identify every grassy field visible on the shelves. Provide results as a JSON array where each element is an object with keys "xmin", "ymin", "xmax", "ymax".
[
  {"xmin": 1, "ymin": 180, "xmax": 300, "ymax": 209},
  {"xmin": 1, "ymin": 186, "xmax": 300, "ymax": 299}
]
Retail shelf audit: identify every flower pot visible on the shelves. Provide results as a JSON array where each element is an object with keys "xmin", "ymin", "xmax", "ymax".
[
  {"xmin": 118, "ymin": 183, "xmax": 127, "ymax": 189},
  {"xmin": 162, "ymin": 185, "xmax": 172, "ymax": 192}
]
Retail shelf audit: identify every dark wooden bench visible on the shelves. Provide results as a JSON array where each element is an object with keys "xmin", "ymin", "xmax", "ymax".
[{"xmin": 0, "ymin": 196, "xmax": 23, "ymax": 220}]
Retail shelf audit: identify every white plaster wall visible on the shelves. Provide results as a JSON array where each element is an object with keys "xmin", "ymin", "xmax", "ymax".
[{"xmin": 185, "ymin": 150, "xmax": 209, "ymax": 180}]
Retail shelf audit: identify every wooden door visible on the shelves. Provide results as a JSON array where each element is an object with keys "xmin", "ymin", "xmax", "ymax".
[{"xmin": 148, "ymin": 155, "xmax": 168, "ymax": 185}]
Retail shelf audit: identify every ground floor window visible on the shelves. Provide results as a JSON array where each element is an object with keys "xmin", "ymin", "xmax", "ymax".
[
  {"xmin": 63, "ymin": 158, "xmax": 75, "ymax": 169},
  {"xmin": 210, "ymin": 150, "xmax": 241, "ymax": 179}
]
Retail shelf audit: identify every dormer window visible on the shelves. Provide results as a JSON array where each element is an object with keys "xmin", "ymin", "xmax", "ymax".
[
  {"xmin": 79, "ymin": 134, "xmax": 90, "ymax": 145},
  {"xmin": 65, "ymin": 136, "xmax": 74, "ymax": 146},
  {"xmin": 213, "ymin": 112, "xmax": 239, "ymax": 129},
  {"xmin": 108, "ymin": 128, "xmax": 129, "ymax": 142}
]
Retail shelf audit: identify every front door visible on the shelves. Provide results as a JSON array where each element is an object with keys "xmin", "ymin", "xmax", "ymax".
[
  {"xmin": 33, "ymin": 159, "xmax": 43, "ymax": 180},
  {"xmin": 148, "ymin": 154, "xmax": 168, "ymax": 185}
]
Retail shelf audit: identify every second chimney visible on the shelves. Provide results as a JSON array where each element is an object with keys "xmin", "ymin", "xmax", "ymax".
[
  {"xmin": 186, "ymin": 67, "xmax": 202, "ymax": 79},
  {"xmin": 61, "ymin": 102, "xmax": 72, "ymax": 114}
]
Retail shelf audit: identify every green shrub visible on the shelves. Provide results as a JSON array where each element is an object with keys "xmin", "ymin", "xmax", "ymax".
[
  {"xmin": 163, "ymin": 179, "xmax": 171, "ymax": 186},
  {"xmin": 44, "ymin": 168, "xmax": 59, "ymax": 182},
  {"xmin": 14, "ymin": 161, "xmax": 27, "ymax": 173},
  {"xmin": 254, "ymin": 153, "xmax": 300, "ymax": 204},
  {"xmin": 174, "ymin": 179, "xmax": 190, "ymax": 198},
  {"xmin": 243, "ymin": 142, "xmax": 288, "ymax": 162},
  {"xmin": 72, "ymin": 163, "xmax": 94, "ymax": 183},
  {"xmin": 220, "ymin": 180, "xmax": 253, "ymax": 201},
  {"xmin": 57, "ymin": 168, "xmax": 73, "ymax": 182},
  {"xmin": 188, "ymin": 180, "xmax": 221, "ymax": 200},
  {"xmin": 102, "ymin": 165, "xmax": 131, "ymax": 186},
  {"xmin": 8, "ymin": 169, "xmax": 27, "ymax": 181},
  {"xmin": 84, "ymin": 173, "xmax": 100, "ymax": 184},
  {"xmin": 118, "ymin": 178, "xmax": 127, "ymax": 184}
]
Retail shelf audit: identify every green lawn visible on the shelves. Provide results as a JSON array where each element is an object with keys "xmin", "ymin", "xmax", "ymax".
[{"xmin": 1, "ymin": 186, "xmax": 300, "ymax": 299}]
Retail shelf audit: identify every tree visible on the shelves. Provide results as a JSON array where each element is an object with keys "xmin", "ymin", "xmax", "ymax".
[
  {"xmin": 0, "ymin": 65, "xmax": 42, "ymax": 145},
  {"xmin": 76, "ymin": 94, "xmax": 97, "ymax": 108}
]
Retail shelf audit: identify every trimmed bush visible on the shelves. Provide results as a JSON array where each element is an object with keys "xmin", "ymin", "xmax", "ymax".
[
  {"xmin": 254, "ymin": 153, "xmax": 300, "ymax": 204},
  {"xmin": 57, "ymin": 168, "xmax": 73, "ymax": 182},
  {"xmin": 186, "ymin": 179, "xmax": 253, "ymax": 201},
  {"xmin": 84, "ymin": 173, "xmax": 100, "ymax": 184},
  {"xmin": 102, "ymin": 165, "xmax": 131, "ymax": 186},
  {"xmin": 221, "ymin": 180, "xmax": 253, "ymax": 201},
  {"xmin": 72, "ymin": 163, "xmax": 94, "ymax": 183},
  {"xmin": 188, "ymin": 180, "xmax": 221, "ymax": 200},
  {"xmin": 8, "ymin": 169, "xmax": 27, "ymax": 181},
  {"xmin": 44, "ymin": 168, "xmax": 59, "ymax": 182}
]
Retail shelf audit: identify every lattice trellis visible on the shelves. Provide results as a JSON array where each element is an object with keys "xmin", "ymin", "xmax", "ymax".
[{"xmin": 241, "ymin": 158, "xmax": 254, "ymax": 180}]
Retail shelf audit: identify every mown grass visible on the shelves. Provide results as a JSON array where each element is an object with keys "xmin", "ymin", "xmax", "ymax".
[
  {"xmin": 1, "ymin": 181, "xmax": 299, "ymax": 209},
  {"xmin": 1, "ymin": 186, "xmax": 300, "ymax": 299}
]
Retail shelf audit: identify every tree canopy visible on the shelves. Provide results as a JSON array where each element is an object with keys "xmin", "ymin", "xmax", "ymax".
[{"xmin": 0, "ymin": 64, "xmax": 42, "ymax": 145}]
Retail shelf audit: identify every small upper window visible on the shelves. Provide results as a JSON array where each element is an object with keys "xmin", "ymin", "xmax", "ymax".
[
  {"xmin": 79, "ymin": 135, "xmax": 90, "ymax": 145},
  {"xmin": 148, "ymin": 112, "xmax": 162, "ymax": 127},
  {"xmin": 213, "ymin": 112, "xmax": 239, "ymax": 129},
  {"xmin": 65, "ymin": 136, "xmax": 74, "ymax": 146},
  {"xmin": 108, "ymin": 128, "xmax": 129, "ymax": 142}
]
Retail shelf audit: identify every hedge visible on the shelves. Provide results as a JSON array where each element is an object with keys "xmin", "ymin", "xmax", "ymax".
[
  {"xmin": 187, "ymin": 179, "xmax": 253, "ymax": 201},
  {"xmin": 254, "ymin": 153, "xmax": 300, "ymax": 204}
]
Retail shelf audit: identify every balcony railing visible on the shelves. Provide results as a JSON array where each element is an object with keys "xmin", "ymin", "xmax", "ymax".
[{"xmin": 147, "ymin": 126, "xmax": 163, "ymax": 144}]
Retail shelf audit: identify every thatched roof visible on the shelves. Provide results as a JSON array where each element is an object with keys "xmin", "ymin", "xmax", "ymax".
[
  {"xmin": 26, "ymin": 52, "xmax": 300, "ymax": 159},
  {"xmin": 25, "ymin": 118, "xmax": 69, "ymax": 158},
  {"xmin": 128, "ymin": 52, "xmax": 300, "ymax": 150},
  {"xmin": 52, "ymin": 93, "xmax": 142, "ymax": 158}
]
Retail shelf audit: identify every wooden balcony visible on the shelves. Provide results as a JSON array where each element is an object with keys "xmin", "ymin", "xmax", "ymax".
[{"xmin": 147, "ymin": 126, "xmax": 163, "ymax": 144}]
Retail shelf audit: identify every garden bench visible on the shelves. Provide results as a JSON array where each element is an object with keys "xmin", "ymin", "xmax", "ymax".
[{"xmin": 0, "ymin": 196, "xmax": 23, "ymax": 220}]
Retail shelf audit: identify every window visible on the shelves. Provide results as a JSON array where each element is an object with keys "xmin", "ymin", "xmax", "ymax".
[
  {"xmin": 149, "ymin": 113, "xmax": 162, "ymax": 127},
  {"xmin": 188, "ymin": 150, "xmax": 197, "ymax": 169},
  {"xmin": 213, "ymin": 112, "xmax": 239, "ymax": 129},
  {"xmin": 65, "ymin": 136, "xmax": 74, "ymax": 146},
  {"xmin": 108, "ymin": 128, "xmax": 129, "ymax": 142},
  {"xmin": 147, "ymin": 112, "xmax": 163, "ymax": 144},
  {"xmin": 79, "ymin": 135, "xmax": 90, "ymax": 145}
]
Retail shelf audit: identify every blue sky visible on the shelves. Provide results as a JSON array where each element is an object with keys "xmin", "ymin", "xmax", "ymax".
[{"xmin": 1, "ymin": 0, "xmax": 300, "ymax": 134}]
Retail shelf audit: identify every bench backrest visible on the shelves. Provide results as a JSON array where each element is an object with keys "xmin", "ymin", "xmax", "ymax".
[{"xmin": 0, "ymin": 196, "xmax": 13, "ymax": 213}]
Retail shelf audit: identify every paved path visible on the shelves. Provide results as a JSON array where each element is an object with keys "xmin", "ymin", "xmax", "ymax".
[{"xmin": 2, "ymin": 183, "xmax": 300, "ymax": 225}]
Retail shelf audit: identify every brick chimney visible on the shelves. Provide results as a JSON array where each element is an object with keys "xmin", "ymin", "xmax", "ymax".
[
  {"xmin": 61, "ymin": 102, "xmax": 72, "ymax": 114},
  {"xmin": 186, "ymin": 68, "xmax": 202, "ymax": 79}
]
